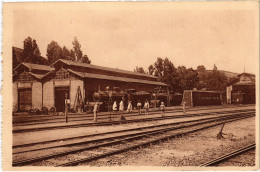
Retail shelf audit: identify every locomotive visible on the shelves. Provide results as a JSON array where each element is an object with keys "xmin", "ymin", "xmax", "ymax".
[{"xmin": 90, "ymin": 86, "xmax": 169, "ymax": 112}]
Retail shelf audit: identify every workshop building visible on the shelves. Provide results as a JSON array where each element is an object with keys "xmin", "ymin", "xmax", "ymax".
[
  {"xmin": 13, "ymin": 63, "xmax": 54, "ymax": 111},
  {"xmin": 226, "ymin": 73, "xmax": 255, "ymax": 104},
  {"xmin": 13, "ymin": 59, "xmax": 167, "ymax": 112}
]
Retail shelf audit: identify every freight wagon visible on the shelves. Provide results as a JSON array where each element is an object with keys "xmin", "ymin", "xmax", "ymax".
[{"xmin": 182, "ymin": 90, "xmax": 221, "ymax": 107}]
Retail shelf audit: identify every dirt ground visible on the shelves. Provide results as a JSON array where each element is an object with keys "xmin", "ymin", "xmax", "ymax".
[{"xmin": 89, "ymin": 116, "xmax": 255, "ymax": 167}]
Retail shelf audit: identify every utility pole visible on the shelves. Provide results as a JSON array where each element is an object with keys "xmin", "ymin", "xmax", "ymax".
[{"xmin": 65, "ymin": 93, "xmax": 69, "ymax": 123}]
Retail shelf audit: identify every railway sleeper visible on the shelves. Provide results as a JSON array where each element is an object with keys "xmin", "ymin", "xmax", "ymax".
[
  {"xmin": 14, "ymin": 113, "xmax": 254, "ymax": 156},
  {"xmin": 56, "ymin": 115, "xmax": 254, "ymax": 166},
  {"xmin": 13, "ymin": 113, "xmax": 254, "ymax": 166}
]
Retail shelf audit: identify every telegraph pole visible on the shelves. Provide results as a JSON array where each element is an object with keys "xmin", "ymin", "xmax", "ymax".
[{"xmin": 65, "ymin": 93, "xmax": 68, "ymax": 123}]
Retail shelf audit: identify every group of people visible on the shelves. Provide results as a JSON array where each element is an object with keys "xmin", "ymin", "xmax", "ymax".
[
  {"xmin": 112, "ymin": 99, "xmax": 154, "ymax": 115},
  {"xmin": 92, "ymin": 99, "xmax": 187, "ymax": 122},
  {"xmin": 92, "ymin": 99, "xmax": 167, "ymax": 121}
]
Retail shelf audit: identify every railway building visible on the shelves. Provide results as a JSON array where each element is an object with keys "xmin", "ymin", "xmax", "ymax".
[
  {"xmin": 226, "ymin": 73, "xmax": 255, "ymax": 104},
  {"xmin": 13, "ymin": 58, "xmax": 167, "ymax": 112},
  {"xmin": 13, "ymin": 63, "xmax": 55, "ymax": 111}
]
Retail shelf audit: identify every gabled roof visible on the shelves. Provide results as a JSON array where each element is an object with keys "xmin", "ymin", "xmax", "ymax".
[
  {"xmin": 67, "ymin": 69, "xmax": 167, "ymax": 86},
  {"xmin": 51, "ymin": 59, "xmax": 157, "ymax": 79},
  {"xmin": 237, "ymin": 72, "xmax": 255, "ymax": 77},
  {"xmin": 12, "ymin": 46, "xmax": 23, "ymax": 53},
  {"xmin": 14, "ymin": 71, "xmax": 45, "ymax": 81},
  {"xmin": 14, "ymin": 62, "xmax": 55, "ymax": 72},
  {"xmin": 28, "ymin": 72, "xmax": 46, "ymax": 79},
  {"xmin": 226, "ymin": 72, "xmax": 255, "ymax": 86}
]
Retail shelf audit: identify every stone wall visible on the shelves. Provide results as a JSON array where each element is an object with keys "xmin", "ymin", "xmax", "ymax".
[
  {"xmin": 226, "ymin": 85, "xmax": 232, "ymax": 104},
  {"xmin": 43, "ymin": 81, "xmax": 55, "ymax": 109},
  {"xmin": 32, "ymin": 82, "xmax": 42, "ymax": 109}
]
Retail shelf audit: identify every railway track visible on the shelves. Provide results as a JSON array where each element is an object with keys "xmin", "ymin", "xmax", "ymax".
[
  {"xmin": 13, "ymin": 104, "xmax": 253, "ymax": 125},
  {"xmin": 13, "ymin": 109, "xmax": 254, "ymax": 149},
  {"xmin": 13, "ymin": 108, "xmax": 255, "ymax": 133},
  {"xmin": 13, "ymin": 110, "xmax": 255, "ymax": 166},
  {"xmin": 200, "ymin": 143, "xmax": 256, "ymax": 167}
]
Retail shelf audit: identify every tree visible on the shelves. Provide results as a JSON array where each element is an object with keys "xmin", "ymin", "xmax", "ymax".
[
  {"xmin": 197, "ymin": 65, "xmax": 208, "ymax": 89},
  {"xmin": 62, "ymin": 46, "xmax": 71, "ymax": 60},
  {"xmin": 70, "ymin": 49, "xmax": 76, "ymax": 61},
  {"xmin": 72, "ymin": 37, "xmax": 83, "ymax": 62},
  {"xmin": 82, "ymin": 55, "xmax": 91, "ymax": 64},
  {"xmin": 148, "ymin": 57, "xmax": 178, "ymax": 92},
  {"xmin": 197, "ymin": 65, "xmax": 206, "ymax": 72},
  {"xmin": 46, "ymin": 41, "xmax": 63, "ymax": 64},
  {"xmin": 23, "ymin": 37, "xmax": 41, "ymax": 63},
  {"xmin": 148, "ymin": 65, "xmax": 155, "ymax": 75},
  {"xmin": 62, "ymin": 46, "xmax": 76, "ymax": 61},
  {"xmin": 175, "ymin": 66, "xmax": 199, "ymax": 93},
  {"xmin": 206, "ymin": 64, "xmax": 227, "ymax": 91},
  {"xmin": 134, "ymin": 66, "xmax": 146, "ymax": 73}
]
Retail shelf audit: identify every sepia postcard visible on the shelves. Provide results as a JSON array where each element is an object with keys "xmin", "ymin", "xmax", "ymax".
[{"xmin": 2, "ymin": 1, "xmax": 259, "ymax": 171}]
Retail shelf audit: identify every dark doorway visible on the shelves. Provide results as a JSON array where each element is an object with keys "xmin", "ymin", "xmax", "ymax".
[
  {"xmin": 18, "ymin": 88, "xmax": 32, "ymax": 111},
  {"xmin": 55, "ymin": 87, "xmax": 70, "ymax": 112}
]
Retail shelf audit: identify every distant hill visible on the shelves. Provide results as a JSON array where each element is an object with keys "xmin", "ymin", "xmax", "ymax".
[
  {"xmin": 201, "ymin": 70, "xmax": 239, "ymax": 78},
  {"xmin": 217, "ymin": 70, "xmax": 239, "ymax": 78}
]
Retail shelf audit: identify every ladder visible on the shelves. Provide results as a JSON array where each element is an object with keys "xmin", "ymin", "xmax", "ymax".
[{"xmin": 73, "ymin": 86, "xmax": 84, "ymax": 112}]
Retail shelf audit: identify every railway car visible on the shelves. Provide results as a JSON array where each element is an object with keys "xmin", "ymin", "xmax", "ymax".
[
  {"xmin": 183, "ymin": 90, "xmax": 221, "ymax": 107},
  {"xmin": 91, "ymin": 87, "xmax": 128, "ymax": 112}
]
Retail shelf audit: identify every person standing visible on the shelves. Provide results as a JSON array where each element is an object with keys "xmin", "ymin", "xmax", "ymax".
[
  {"xmin": 160, "ymin": 102, "xmax": 166, "ymax": 117},
  {"xmin": 127, "ymin": 101, "xmax": 133, "ymax": 113},
  {"xmin": 64, "ymin": 93, "xmax": 70, "ymax": 123},
  {"xmin": 112, "ymin": 101, "xmax": 117, "ymax": 112},
  {"xmin": 137, "ymin": 100, "xmax": 142, "ymax": 115},
  {"xmin": 119, "ymin": 100, "xmax": 124, "ymax": 112},
  {"xmin": 144, "ymin": 99, "xmax": 149, "ymax": 115},
  {"xmin": 119, "ymin": 99, "xmax": 126, "ymax": 120},
  {"xmin": 93, "ymin": 101, "xmax": 99, "ymax": 122}
]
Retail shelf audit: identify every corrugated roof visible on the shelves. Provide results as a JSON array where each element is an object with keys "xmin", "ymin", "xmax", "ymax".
[
  {"xmin": 22, "ymin": 63, "xmax": 54, "ymax": 71},
  {"xmin": 67, "ymin": 69, "xmax": 167, "ymax": 86},
  {"xmin": 52, "ymin": 59, "xmax": 157, "ymax": 79},
  {"xmin": 14, "ymin": 62, "xmax": 54, "ymax": 72}
]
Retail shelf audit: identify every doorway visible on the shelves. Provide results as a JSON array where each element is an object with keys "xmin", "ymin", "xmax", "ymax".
[
  {"xmin": 18, "ymin": 88, "xmax": 32, "ymax": 111},
  {"xmin": 55, "ymin": 87, "xmax": 70, "ymax": 112}
]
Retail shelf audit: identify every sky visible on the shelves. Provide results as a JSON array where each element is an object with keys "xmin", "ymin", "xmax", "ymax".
[{"xmin": 12, "ymin": 2, "xmax": 258, "ymax": 74}]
